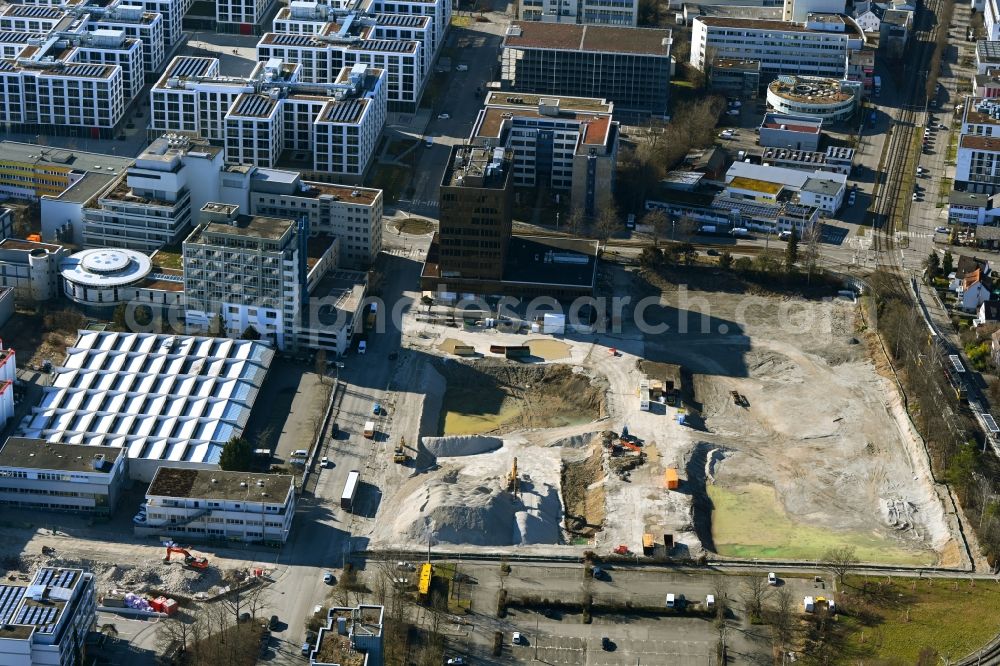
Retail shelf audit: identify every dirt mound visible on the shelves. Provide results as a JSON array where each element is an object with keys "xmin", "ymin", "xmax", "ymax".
[
  {"xmin": 561, "ymin": 444, "xmax": 606, "ymax": 538},
  {"xmin": 437, "ymin": 359, "xmax": 606, "ymax": 435},
  {"xmin": 420, "ymin": 435, "xmax": 503, "ymax": 458}
]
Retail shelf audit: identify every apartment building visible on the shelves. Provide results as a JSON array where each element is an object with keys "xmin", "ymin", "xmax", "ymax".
[
  {"xmin": 0, "ymin": 437, "xmax": 127, "ymax": 514},
  {"xmin": 0, "ymin": 238, "xmax": 70, "ymax": 302},
  {"xmin": 470, "ymin": 93, "xmax": 619, "ymax": 215},
  {"xmin": 152, "ymin": 56, "xmax": 387, "ymax": 180},
  {"xmin": 257, "ymin": 29, "xmax": 422, "ymax": 111},
  {"xmin": 0, "ymin": 567, "xmax": 96, "ymax": 666},
  {"xmin": 141, "ymin": 467, "xmax": 296, "ymax": 544},
  {"xmin": 215, "ymin": 0, "xmax": 275, "ymax": 33},
  {"xmin": 956, "ymin": 98, "xmax": 1000, "ymax": 195},
  {"xmin": 500, "ymin": 21, "xmax": 672, "ymax": 117},
  {"xmin": 690, "ymin": 14, "xmax": 865, "ymax": 80},
  {"xmin": 517, "ymin": 0, "xmax": 639, "ymax": 26},
  {"xmin": 988, "ymin": 0, "xmax": 1000, "ymax": 40}
]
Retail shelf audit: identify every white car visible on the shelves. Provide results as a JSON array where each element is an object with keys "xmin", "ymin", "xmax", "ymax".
[
  {"xmin": 447, "ymin": 659, "xmax": 466, "ymax": 665},
  {"xmin": 848, "ymin": 192, "xmax": 857, "ymax": 205},
  {"xmin": 512, "ymin": 632, "xmax": 523, "ymax": 645},
  {"xmin": 936, "ymin": 226, "xmax": 949, "ymax": 233},
  {"xmin": 437, "ymin": 113, "xmax": 450, "ymax": 120},
  {"xmin": 768, "ymin": 572, "xmax": 778, "ymax": 585},
  {"xmin": 133, "ymin": 513, "xmax": 147, "ymax": 524},
  {"xmin": 323, "ymin": 571, "xmax": 335, "ymax": 584},
  {"xmin": 321, "ymin": 456, "xmax": 329, "ymax": 467},
  {"xmin": 456, "ymin": 64, "xmax": 468, "ymax": 71}
]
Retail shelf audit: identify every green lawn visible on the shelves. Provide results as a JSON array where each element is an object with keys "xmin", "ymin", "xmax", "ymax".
[
  {"xmin": 707, "ymin": 483, "xmax": 935, "ymax": 565},
  {"xmin": 838, "ymin": 575, "xmax": 1000, "ymax": 664}
]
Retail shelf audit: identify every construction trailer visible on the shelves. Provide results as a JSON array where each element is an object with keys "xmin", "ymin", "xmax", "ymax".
[
  {"xmin": 639, "ymin": 380, "xmax": 651, "ymax": 411},
  {"xmin": 363, "ymin": 421, "xmax": 376, "ymax": 438},
  {"xmin": 664, "ymin": 468, "xmax": 679, "ymax": 490},
  {"xmin": 642, "ymin": 533, "xmax": 655, "ymax": 556}
]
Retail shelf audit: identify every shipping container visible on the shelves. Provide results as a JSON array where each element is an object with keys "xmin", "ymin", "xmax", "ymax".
[
  {"xmin": 664, "ymin": 468, "xmax": 679, "ymax": 490},
  {"xmin": 505, "ymin": 346, "xmax": 530, "ymax": 359},
  {"xmin": 642, "ymin": 533, "xmax": 654, "ymax": 555}
]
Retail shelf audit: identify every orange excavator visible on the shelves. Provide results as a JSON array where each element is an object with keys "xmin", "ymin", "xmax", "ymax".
[{"xmin": 163, "ymin": 546, "xmax": 209, "ymax": 570}]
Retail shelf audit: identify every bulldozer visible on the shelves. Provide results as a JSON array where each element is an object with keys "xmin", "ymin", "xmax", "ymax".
[{"xmin": 393, "ymin": 437, "xmax": 407, "ymax": 464}]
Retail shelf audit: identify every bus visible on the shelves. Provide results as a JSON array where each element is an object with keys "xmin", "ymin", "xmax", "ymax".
[{"xmin": 341, "ymin": 470, "xmax": 360, "ymax": 511}]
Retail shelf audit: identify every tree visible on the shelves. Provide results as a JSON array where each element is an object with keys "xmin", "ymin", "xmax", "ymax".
[
  {"xmin": 784, "ymin": 228, "xmax": 799, "ymax": 271},
  {"xmin": 719, "ymin": 251, "xmax": 733, "ymax": 269},
  {"xmin": 821, "ymin": 545, "xmax": 859, "ymax": 586},
  {"xmin": 240, "ymin": 325, "xmax": 261, "ymax": 341},
  {"xmin": 219, "ymin": 436, "xmax": 254, "ymax": 471},
  {"xmin": 564, "ymin": 208, "xmax": 586, "ymax": 237},
  {"xmin": 925, "ymin": 251, "xmax": 941, "ymax": 278},
  {"xmin": 739, "ymin": 574, "xmax": 771, "ymax": 622},
  {"xmin": 676, "ymin": 242, "xmax": 697, "ymax": 265},
  {"xmin": 112, "ymin": 304, "xmax": 128, "ymax": 332},
  {"xmin": 209, "ymin": 313, "xmax": 225, "ymax": 337},
  {"xmin": 801, "ymin": 224, "xmax": 822, "ymax": 282},
  {"xmin": 595, "ymin": 203, "xmax": 622, "ymax": 247},
  {"xmin": 639, "ymin": 246, "xmax": 664, "ymax": 269},
  {"xmin": 643, "ymin": 208, "xmax": 669, "ymax": 247},
  {"xmin": 773, "ymin": 587, "xmax": 795, "ymax": 648},
  {"xmin": 315, "ymin": 349, "xmax": 328, "ymax": 383},
  {"xmin": 942, "ymin": 250, "xmax": 954, "ymax": 276}
]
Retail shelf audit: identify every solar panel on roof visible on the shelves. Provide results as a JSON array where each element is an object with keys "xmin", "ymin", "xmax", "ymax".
[
  {"xmin": 170, "ymin": 56, "xmax": 214, "ymax": 78},
  {"xmin": 322, "ymin": 98, "xmax": 365, "ymax": 123},
  {"xmin": 984, "ymin": 413, "xmax": 1000, "ymax": 434},
  {"xmin": 232, "ymin": 94, "xmax": 276, "ymax": 117},
  {"xmin": 64, "ymin": 64, "xmax": 108, "ymax": 78},
  {"xmin": 0, "ymin": 586, "xmax": 25, "ymax": 624},
  {"xmin": 949, "ymin": 354, "xmax": 966, "ymax": 373}
]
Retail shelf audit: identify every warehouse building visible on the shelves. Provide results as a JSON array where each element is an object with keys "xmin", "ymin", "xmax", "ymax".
[{"xmin": 17, "ymin": 330, "xmax": 274, "ymax": 482}]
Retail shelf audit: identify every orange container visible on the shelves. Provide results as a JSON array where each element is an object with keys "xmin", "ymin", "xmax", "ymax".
[
  {"xmin": 161, "ymin": 599, "xmax": 179, "ymax": 616},
  {"xmin": 664, "ymin": 468, "xmax": 679, "ymax": 490}
]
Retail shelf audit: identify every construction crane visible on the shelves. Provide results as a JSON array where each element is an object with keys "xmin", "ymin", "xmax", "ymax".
[
  {"xmin": 163, "ymin": 546, "xmax": 209, "ymax": 570},
  {"xmin": 507, "ymin": 457, "xmax": 520, "ymax": 496}
]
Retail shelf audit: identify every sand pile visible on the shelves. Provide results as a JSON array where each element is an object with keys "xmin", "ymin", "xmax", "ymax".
[
  {"xmin": 377, "ymin": 437, "xmax": 565, "ymax": 547},
  {"xmin": 421, "ymin": 435, "xmax": 503, "ymax": 458}
]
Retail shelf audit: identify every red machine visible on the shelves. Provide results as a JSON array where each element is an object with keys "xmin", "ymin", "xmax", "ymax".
[{"xmin": 163, "ymin": 546, "xmax": 209, "ymax": 570}]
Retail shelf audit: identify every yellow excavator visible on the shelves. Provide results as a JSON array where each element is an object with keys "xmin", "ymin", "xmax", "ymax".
[
  {"xmin": 393, "ymin": 436, "xmax": 407, "ymax": 464},
  {"xmin": 507, "ymin": 457, "xmax": 520, "ymax": 495}
]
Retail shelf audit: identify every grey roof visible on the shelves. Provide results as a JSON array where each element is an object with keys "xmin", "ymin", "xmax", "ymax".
[
  {"xmin": 976, "ymin": 225, "xmax": 1000, "ymax": 240},
  {"xmin": 148, "ymin": 467, "xmax": 294, "ymax": 501},
  {"xmin": 949, "ymin": 189, "xmax": 993, "ymax": 207},
  {"xmin": 0, "ymin": 437, "xmax": 123, "ymax": 473},
  {"xmin": 50, "ymin": 172, "xmax": 119, "ymax": 203},
  {"xmin": 979, "ymin": 40, "xmax": 1000, "ymax": 63},
  {"xmin": 802, "ymin": 176, "xmax": 842, "ymax": 196},
  {"xmin": 0, "ymin": 142, "xmax": 133, "ymax": 173}
]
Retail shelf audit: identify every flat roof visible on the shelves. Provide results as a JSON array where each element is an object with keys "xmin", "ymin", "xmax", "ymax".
[
  {"xmin": 964, "ymin": 97, "xmax": 1000, "ymax": 126},
  {"xmin": 148, "ymin": 467, "xmax": 293, "ymax": 501},
  {"xmin": 696, "ymin": 15, "xmax": 863, "ymax": 37},
  {"xmin": 309, "ymin": 270, "xmax": 367, "ymax": 325},
  {"xmin": 0, "ymin": 238, "xmax": 63, "ymax": 253},
  {"xmin": 503, "ymin": 21, "xmax": 671, "ymax": 56},
  {"xmin": 950, "ymin": 190, "xmax": 993, "ymax": 206},
  {"xmin": 0, "ymin": 437, "xmax": 123, "ymax": 473},
  {"xmin": 501, "ymin": 236, "xmax": 599, "ymax": 288},
  {"xmin": 978, "ymin": 40, "xmax": 1000, "ymax": 62},
  {"xmin": 52, "ymin": 171, "xmax": 119, "ymax": 204},
  {"xmin": 485, "ymin": 91, "xmax": 613, "ymax": 113},
  {"xmin": 203, "ymin": 214, "xmax": 294, "ymax": 240},
  {"xmin": 0, "ymin": 141, "xmax": 133, "ymax": 174},
  {"xmin": 961, "ymin": 135, "xmax": 1000, "ymax": 151},
  {"xmin": 729, "ymin": 176, "xmax": 783, "ymax": 194},
  {"xmin": 767, "ymin": 76, "xmax": 854, "ymax": 103}
]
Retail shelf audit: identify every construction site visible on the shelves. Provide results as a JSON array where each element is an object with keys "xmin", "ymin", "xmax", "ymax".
[{"xmin": 367, "ymin": 269, "xmax": 963, "ymax": 565}]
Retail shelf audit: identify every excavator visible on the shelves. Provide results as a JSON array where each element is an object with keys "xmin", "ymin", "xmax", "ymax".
[
  {"xmin": 163, "ymin": 546, "xmax": 209, "ymax": 570},
  {"xmin": 393, "ymin": 436, "xmax": 408, "ymax": 464}
]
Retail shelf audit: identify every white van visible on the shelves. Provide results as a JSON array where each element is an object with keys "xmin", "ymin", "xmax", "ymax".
[
  {"xmin": 358, "ymin": 340, "xmax": 367, "ymax": 354},
  {"xmin": 666, "ymin": 593, "xmax": 676, "ymax": 608},
  {"xmin": 291, "ymin": 449, "xmax": 308, "ymax": 458}
]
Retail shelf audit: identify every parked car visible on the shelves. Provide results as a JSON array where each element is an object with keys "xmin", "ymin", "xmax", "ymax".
[
  {"xmin": 323, "ymin": 571, "xmax": 335, "ymax": 584},
  {"xmin": 447, "ymin": 659, "xmax": 466, "ymax": 665},
  {"xmin": 512, "ymin": 632, "xmax": 523, "ymax": 645},
  {"xmin": 768, "ymin": 572, "xmax": 778, "ymax": 585},
  {"xmin": 456, "ymin": 64, "xmax": 469, "ymax": 71},
  {"xmin": 437, "ymin": 113, "xmax": 451, "ymax": 120},
  {"xmin": 321, "ymin": 456, "xmax": 329, "ymax": 467},
  {"xmin": 601, "ymin": 637, "xmax": 614, "ymax": 651},
  {"xmin": 269, "ymin": 615, "xmax": 279, "ymax": 630},
  {"xmin": 373, "ymin": 402, "xmax": 382, "ymax": 415},
  {"xmin": 936, "ymin": 226, "xmax": 949, "ymax": 233},
  {"xmin": 132, "ymin": 513, "xmax": 147, "ymax": 524}
]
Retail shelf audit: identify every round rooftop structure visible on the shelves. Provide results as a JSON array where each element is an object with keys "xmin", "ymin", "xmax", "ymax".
[
  {"xmin": 62, "ymin": 249, "xmax": 152, "ymax": 288},
  {"xmin": 61, "ymin": 248, "xmax": 155, "ymax": 314},
  {"xmin": 766, "ymin": 76, "xmax": 859, "ymax": 121}
]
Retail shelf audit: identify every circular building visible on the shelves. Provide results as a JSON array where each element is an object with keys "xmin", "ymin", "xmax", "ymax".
[
  {"xmin": 61, "ymin": 248, "xmax": 153, "ymax": 315},
  {"xmin": 766, "ymin": 76, "xmax": 860, "ymax": 121}
]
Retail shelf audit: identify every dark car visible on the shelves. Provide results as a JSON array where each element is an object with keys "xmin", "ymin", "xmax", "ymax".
[
  {"xmin": 269, "ymin": 615, "xmax": 279, "ymax": 630},
  {"xmin": 706, "ymin": 249, "xmax": 719, "ymax": 256},
  {"xmin": 602, "ymin": 637, "xmax": 615, "ymax": 651}
]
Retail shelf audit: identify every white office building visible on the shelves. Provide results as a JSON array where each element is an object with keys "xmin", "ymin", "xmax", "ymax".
[
  {"xmin": 152, "ymin": 56, "xmax": 387, "ymax": 181},
  {"xmin": 517, "ymin": 0, "xmax": 638, "ymax": 25},
  {"xmin": 216, "ymin": 0, "xmax": 274, "ymax": 32},
  {"xmin": 140, "ymin": 467, "xmax": 296, "ymax": 544},
  {"xmin": 724, "ymin": 160, "xmax": 847, "ymax": 213},
  {"xmin": 18, "ymin": 330, "xmax": 275, "ymax": 482},
  {"xmin": 0, "ymin": 239, "xmax": 69, "ymax": 302},
  {"xmin": 690, "ymin": 14, "xmax": 865, "ymax": 79},
  {"xmin": 0, "ymin": 437, "xmax": 128, "ymax": 514},
  {"xmin": 0, "ymin": 567, "xmax": 96, "ymax": 666},
  {"xmin": 988, "ymin": 0, "xmax": 1000, "ymax": 40}
]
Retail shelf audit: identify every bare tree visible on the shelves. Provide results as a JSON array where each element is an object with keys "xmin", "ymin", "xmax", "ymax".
[
  {"xmin": 314, "ymin": 349, "xmax": 328, "ymax": 383},
  {"xmin": 564, "ymin": 208, "xmax": 586, "ymax": 237},
  {"xmin": 643, "ymin": 208, "xmax": 669, "ymax": 247},
  {"xmin": 595, "ymin": 203, "xmax": 622, "ymax": 248},
  {"xmin": 822, "ymin": 545, "xmax": 859, "ymax": 587},
  {"xmin": 773, "ymin": 587, "xmax": 795, "ymax": 649},
  {"xmin": 801, "ymin": 223, "xmax": 822, "ymax": 282},
  {"xmin": 712, "ymin": 575, "xmax": 729, "ymax": 625},
  {"xmin": 156, "ymin": 614, "xmax": 193, "ymax": 657},
  {"xmin": 739, "ymin": 574, "xmax": 771, "ymax": 621}
]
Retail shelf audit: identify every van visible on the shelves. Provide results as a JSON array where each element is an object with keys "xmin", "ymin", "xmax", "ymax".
[
  {"xmin": 778, "ymin": 230, "xmax": 792, "ymax": 241},
  {"xmin": 706, "ymin": 594, "xmax": 715, "ymax": 609},
  {"xmin": 359, "ymin": 340, "xmax": 367, "ymax": 354},
  {"xmin": 291, "ymin": 449, "xmax": 308, "ymax": 458},
  {"xmin": 626, "ymin": 213, "xmax": 636, "ymax": 229},
  {"xmin": 666, "ymin": 593, "xmax": 676, "ymax": 608}
]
